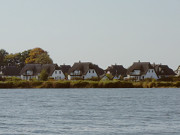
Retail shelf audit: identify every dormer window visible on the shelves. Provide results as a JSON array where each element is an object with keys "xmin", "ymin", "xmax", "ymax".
[
  {"xmin": 59, "ymin": 71, "xmax": 61, "ymax": 74},
  {"xmin": 55, "ymin": 71, "xmax": 57, "ymax": 74},
  {"xmin": 93, "ymin": 70, "xmax": 94, "ymax": 73},
  {"xmin": 89, "ymin": 70, "xmax": 91, "ymax": 73}
]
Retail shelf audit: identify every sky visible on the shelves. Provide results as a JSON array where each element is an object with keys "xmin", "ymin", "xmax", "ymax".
[{"xmin": 0, "ymin": 0, "xmax": 179, "ymax": 70}]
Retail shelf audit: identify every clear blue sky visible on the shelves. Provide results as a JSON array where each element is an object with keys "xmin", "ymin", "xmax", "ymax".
[{"xmin": 0, "ymin": 0, "xmax": 179, "ymax": 69}]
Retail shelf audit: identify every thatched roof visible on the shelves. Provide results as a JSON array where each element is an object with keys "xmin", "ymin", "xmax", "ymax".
[
  {"xmin": 20, "ymin": 64, "xmax": 60, "ymax": 76},
  {"xmin": 153, "ymin": 64, "xmax": 176, "ymax": 76},
  {"xmin": 127, "ymin": 62, "xmax": 154, "ymax": 76},
  {"xmin": 60, "ymin": 65, "xmax": 71, "ymax": 74},
  {"xmin": 106, "ymin": 65, "xmax": 127, "ymax": 76},
  {"xmin": 1, "ymin": 66, "xmax": 21, "ymax": 76},
  {"xmin": 68, "ymin": 62, "xmax": 104, "ymax": 76}
]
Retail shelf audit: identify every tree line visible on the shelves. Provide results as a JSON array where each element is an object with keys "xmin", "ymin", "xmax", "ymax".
[{"xmin": 0, "ymin": 48, "xmax": 53, "ymax": 68}]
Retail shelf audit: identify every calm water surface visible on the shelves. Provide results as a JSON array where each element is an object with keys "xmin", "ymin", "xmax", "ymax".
[{"xmin": 0, "ymin": 88, "xmax": 180, "ymax": 135}]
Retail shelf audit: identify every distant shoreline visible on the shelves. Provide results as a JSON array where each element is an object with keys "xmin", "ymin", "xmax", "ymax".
[{"xmin": 0, "ymin": 80, "xmax": 180, "ymax": 89}]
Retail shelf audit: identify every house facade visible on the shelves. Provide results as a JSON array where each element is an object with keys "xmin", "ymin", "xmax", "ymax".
[
  {"xmin": 126, "ymin": 61, "xmax": 158, "ymax": 80},
  {"xmin": 68, "ymin": 62, "xmax": 104, "ymax": 80},
  {"xmin": 59, "ymin": 64, "xmax": 71, "ymax": 79},
  {"xmin": 20, "ymin": 64, "xmax": 66, "ymax": 80},
  {"xmin": 106, "ymin": 64, "xmax": 127, "ymax": 79}
]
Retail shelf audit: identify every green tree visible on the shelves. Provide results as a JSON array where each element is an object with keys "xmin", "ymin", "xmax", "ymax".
[
  {"xmin": 106, "ymin": 73, "xmax": 114, "ymax": 80},
  {"xmin": 39, "ymin": 69, "xmax": 49, "ymax": 81},
  {"xmin": 4, "ymin": 50, "xmax": 30, "ymax": 68},
  {"xmin": 0, "ymin": 49, "xmax": 8, "ymax": 65},
  {"xmin": 25, "ymin": 48, "xmax": 53, "ymax": 64},
  {"xmin": 35, "ymin": 53, "xmax": 53, "ymax": 64}
]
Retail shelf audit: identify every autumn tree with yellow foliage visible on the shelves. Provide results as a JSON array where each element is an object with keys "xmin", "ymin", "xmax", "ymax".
[{"xmin": 25, "ymin": 48, "xmax": 53, "ymax": 64}]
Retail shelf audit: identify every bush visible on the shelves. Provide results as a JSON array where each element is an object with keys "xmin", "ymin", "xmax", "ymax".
[
  {"xmin": 98, "ymin": 81, "xmax": 133, "ymax": 88},
  {"xmin": 0, "ymin": 81, "xmax": 14, "ymax": 88},
  {"xmin": 158, "ymin": 77, "xmax": 173, "ymax": 82},
  {"xmin": 155, "ymin": 82, "xmax": 173, "ymax": 87},
  {"xmin": 133, "ymin": 82, "xmax": 143, "ymax": 88},
  {"xmin": 41, "ymin": 81, "xmax": 53, "ymax": 88},
  {"xmin": 71, "ymin": 77, "xmax": 84, "ymax": 80},
  {"xmin": 39, "ymin": 70, "xmax": 48, "ymax": 81},
  {"xmin": 30, "ymin": 81, "xmax": 43, "ymax": 88},
  {"xmin": 5, "ymin": 77, "xmax": 21, "ymax": 81},
  {"xmin": 70, "ymin": 81, "xmax": 89, "ymax": 88},
  {"xmin": 53, "ymin": 81, "xmax": 70, "ymax": 88},
  {"xmin": 14, "ymin": 81, "xmax": 31, "ymax": 88},
  {"xmin": 87, "ymin": 77, "xmax": 100, "ymax": 81},
  {"xmin": 174, "ymin": 81, "xmax": 180, "ymax": 87}
]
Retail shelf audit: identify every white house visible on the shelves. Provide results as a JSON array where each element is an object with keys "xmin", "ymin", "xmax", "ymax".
[
  {"xmin": 68, "ymin": 62, "xmax": 104, "ymax": 80},
  {"xmin": 20, "ymin": 64, "xmax": 66, "ymax": 80},
  {"xmin": 126, "ymin": 61, "xmax": 158, "ymax": 81}
]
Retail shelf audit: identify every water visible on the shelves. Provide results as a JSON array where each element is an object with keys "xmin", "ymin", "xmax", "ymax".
[{"xmin": 0, "ymin": 88, "xmax": 180, "ymax": 135}]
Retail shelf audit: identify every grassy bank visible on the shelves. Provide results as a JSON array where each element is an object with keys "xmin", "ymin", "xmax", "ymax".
[{"xmin": 0, "ymin": 80, "xmax": 180, "ymax": 88}]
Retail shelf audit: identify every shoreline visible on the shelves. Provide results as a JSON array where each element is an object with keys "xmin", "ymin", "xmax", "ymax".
[{"xmin": 0, "ymin": 80, "xmax": 180, "ymax": 89}]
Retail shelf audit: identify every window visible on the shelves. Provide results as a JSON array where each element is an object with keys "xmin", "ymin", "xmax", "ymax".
[
  {"xmin": 152, "ymin": 70, "xmax": 153, "ymax": 73},
  {"xmin": 92, "ymin": 70, "xmax": 94, "ymax": 73},
  {"xmin": 89, "ymin": 70, "xmax": 91, "ymax": 73},
  {"xmin": 55, "ymin": 71, "xmax": 57, "ymax": 74},
  {"xmin": 59, "ymin": 71, "xmax": 61, "ymax": 74}
]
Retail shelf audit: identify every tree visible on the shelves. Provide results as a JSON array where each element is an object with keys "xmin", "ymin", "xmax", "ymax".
[
  {"xmin": 106, "ymin": 73, "xmax": 114, "ymax": 80},
  {"xmin": 4, "ymin": 53, "xmax": 20, "ymax": 66},
  {"xmin": 0, "ymin": 49, "xmax": 8, "ymax": 65},
  {"xmin": 3, "ymin": 50, "xmax": 30, "ymax": 68},
  {"xmin": 35, "ymin": 53, "xmax": 53, "ymax": 64},
  {"xmin": 25, "ymin": 48, "xmax": 53, "ymax": 64},
  {"xmin": 19, "ymin": 50, "xmax": 31, "ymax": 67},
  {"xmin": 39, "ymin": 69, "xmax": 49, "ymax": 81}
]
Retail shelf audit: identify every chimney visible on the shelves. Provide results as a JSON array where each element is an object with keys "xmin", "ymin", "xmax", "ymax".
[
  {"xmin": 138, "ymin": 60, "xmax": 140, "ymax": 63},
  {"xmin": 79, "ymin": 60, "xmax": 81, "ymax": 63}
]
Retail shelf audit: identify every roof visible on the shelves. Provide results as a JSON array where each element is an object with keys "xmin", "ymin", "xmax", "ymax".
[
  {"xmin": 60, "ymin": 65, "xmax": 71, "ymax": 74},
  {"xmin": 20, "ymin": 64, "xmax": 60, "ymax": 76},
  {"xmin": 153, "ymin": 64, "xmax": 176, "ymax": 76},
  {"xmin": 41, "ymin": 64, "xmax": 60, "ymax": 76},
  {"xmin": 127, "ymin": 62, "xmax": 154, "ymax": 76},
  {"xmin": 106, "ymin": 65, "xmax": 127, "ymax": 76},
  {"xmin": 1, "ymin": 66, "xmax": 21, "ymax": 76},
  {"xmin": 20, "ymin": 64, "xmax": 42, "ymax": 76},
  {"xmin": 68, "ymin": 62, "xmax": 104, "ymax": 76}
]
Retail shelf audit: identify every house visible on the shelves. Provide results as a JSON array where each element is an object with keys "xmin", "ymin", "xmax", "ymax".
[
  {"xmin": 20, "ymin": 64, "xmax": 66, "ymax": 80},
  {"xmin": 59, "ymin": 64, "xmax": 71, "ymax": 79},
  {"xmin": 105, "ymin": 64, "xmax": 127, "ymax": 79},
  {"xmin": 0, "ymin": 66, "xmax": 21, "ymax": 78},
  {"xmin": 68, "ymin": 62, "xmax": 104, "ymax": 80},
  {"xmin": 126, "ymin": 61, "xmax": 158, "ymax": 81},
  {"xmin": 152, "ymin": 64, "xmax": 176, "ymax": 78},
  {"xmin": 175, "ymin": 66, "xmax": 180, "ymax": 76}
]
